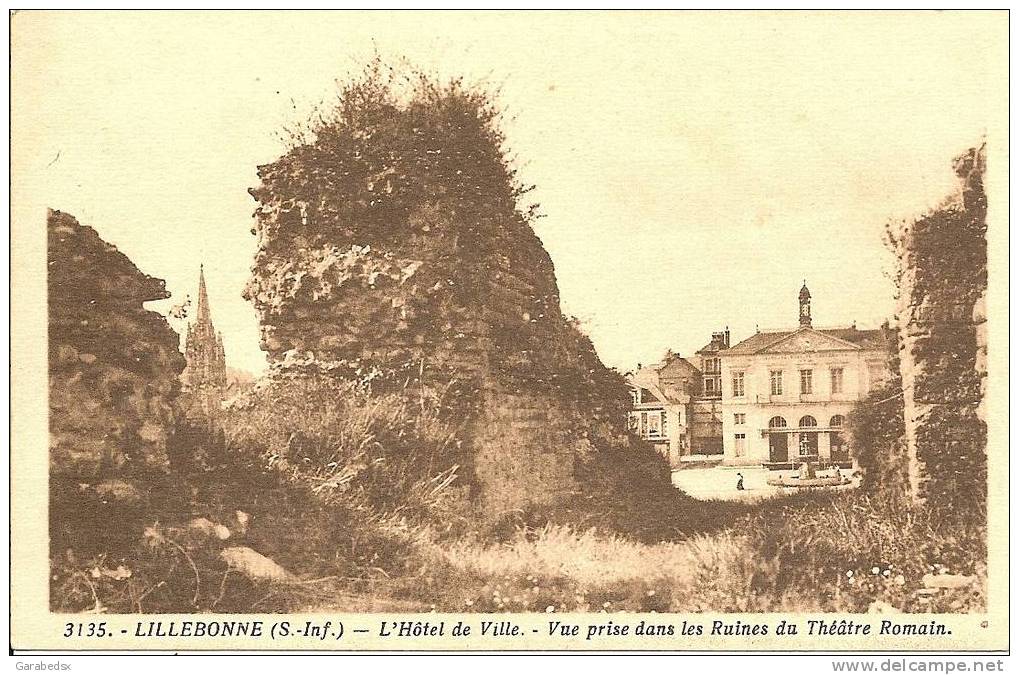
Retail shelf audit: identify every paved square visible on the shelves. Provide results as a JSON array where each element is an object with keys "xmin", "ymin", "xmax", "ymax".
[{"xmin": 671, "ymin": 465, "xmax": 855, "ymax": 502}]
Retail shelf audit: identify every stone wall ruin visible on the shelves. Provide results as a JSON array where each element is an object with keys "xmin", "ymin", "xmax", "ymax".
[
  {"xmin": 243, "ymin": 77, "xmax": 648, "ymax": 515},
  {"xmin": 893, "ymin": 145, "xmax": 987, "ymax": 509},
  {"xmin": 48, "ymin": 209, "xmax": 185, "ymax": 480}
]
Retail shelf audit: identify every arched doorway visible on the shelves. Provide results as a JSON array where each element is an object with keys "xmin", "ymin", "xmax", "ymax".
[
  {"xmin": 829, "ymin": 415, "xmax": 848, "ymax": 462},
  {"xmin": 798, "ymin": 415, "xmax": 818, "ymax": 456},
  {"xmin": 768, "ymin": 416, "xmax": 788, "ymax": 462}
]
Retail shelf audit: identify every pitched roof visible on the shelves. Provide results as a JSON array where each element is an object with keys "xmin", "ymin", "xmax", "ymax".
[
  {"xmin": 627, "ymin": 364, "xmax": 693, "ymax": 406},
  {"xmin": 628, "ymin": 366, "xmax": 660, "ymax": 390},
  {"xmin": 722, "ymin": 331, "xmax": 787, "ymax": 355},
  {"xmin": 627, "ymin": 367, "xmax": 668, "ymax": 403},
  {"xmin": 724, "ymin": 327, "xmax": 888, "ymax": 355},
  {"xmin": 696, "ymin": 339, "xmax": 728, "ymax": 354},
  {"xmin": 695, "ymin": 341, "xmax": 718, "ymax": 354},
  {"xmin": 660, "ymin": 354, "xmax": 700, "ymax": 376},
  {"xmin": 819, "ymin": 328, "xmax": 888, "ymax": 351}
]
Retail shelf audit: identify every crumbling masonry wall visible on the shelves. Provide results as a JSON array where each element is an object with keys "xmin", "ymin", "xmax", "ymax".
[
  {"xmin": 48, "ymin": 209, "xmax": 185, "ymax": 479},
  {"xmin": 243, "ymin": 83, "xmax": 639, "ymax": 515},
  {"xmin": 894, "ymin": 146, "xmax": 987, "ymax": 508},
  {"xmin": 244, "ymin": 194, "xmax": 633, "ymax": 513}
]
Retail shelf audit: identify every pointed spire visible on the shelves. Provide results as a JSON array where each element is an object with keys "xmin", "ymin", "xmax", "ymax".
[
  {"xmin": 196, "ymin": 264, "xmax": 211, "ymax": 324},
  {"xmin": 182, "ymin": 264, "xmax": 228, "ymax": 415}
]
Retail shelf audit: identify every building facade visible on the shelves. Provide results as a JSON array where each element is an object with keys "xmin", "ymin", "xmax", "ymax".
[
  {"xmin": 626, "ymin": 351, "xmax": 699, "ymax": 467},
  {"xmin": 695, "ymin": 329, "xmax": 729, "ymax": 398},
  {"xmin": 719, "ymin": 284, "xmax": 890, "ymax": 467},
  {"xmin": 690, "ymin": 330, "xmax": 729, "ymax": 455}
]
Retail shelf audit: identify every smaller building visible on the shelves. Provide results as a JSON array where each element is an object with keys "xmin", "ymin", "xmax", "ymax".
[
  {"xmin": 695, "ymin": 329, "xmax": 729, "ymax": 399},
  {"xmin": 626, "ymin": 351, "xmax": 699, "ymax": 467},
  {"xmin": 690, "ymin": 329, "xmax": 730, "ymax": 455},
  {"xmin": 690, "ymin": 398, "xmax": 724, "ymax": 456}
]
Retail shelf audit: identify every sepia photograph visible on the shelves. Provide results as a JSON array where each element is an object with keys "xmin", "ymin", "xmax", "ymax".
[{"xmin": 9, "ymin": 8, "xmax": 1009, "ymax": 658}]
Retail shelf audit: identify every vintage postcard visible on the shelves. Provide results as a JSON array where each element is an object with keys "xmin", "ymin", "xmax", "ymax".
[{"xmin": 9, "ymin": 9, "xmax": 1010, "ymax": 657}]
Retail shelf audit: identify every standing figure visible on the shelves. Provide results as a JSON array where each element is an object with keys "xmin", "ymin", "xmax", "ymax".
[{"xmin": 736, "ymin": 472, "xmax": 744, "ymax": 491}]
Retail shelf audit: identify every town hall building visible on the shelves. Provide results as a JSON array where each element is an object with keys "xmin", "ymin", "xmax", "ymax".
[{"xmin": 719, "ymin": 283, "xmax": 891, "ymax": 467}]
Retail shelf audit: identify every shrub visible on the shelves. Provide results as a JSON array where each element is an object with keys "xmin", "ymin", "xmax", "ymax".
[
  {"xmin": 737, "ymin": 491, "xmax": 985, "ymax": 613},
  {"xmin": 221, "ymin": 371, "xmax": 476, "ymax": 532},
  {"xmin": 849, "ymin": 381, "xmax": 908, "ymax": 500}
]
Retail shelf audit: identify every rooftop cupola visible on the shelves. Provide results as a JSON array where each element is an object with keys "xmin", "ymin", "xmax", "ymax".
[{"xmin": 799, "ymin": 281, "xmax": 812, "ymax": 327}]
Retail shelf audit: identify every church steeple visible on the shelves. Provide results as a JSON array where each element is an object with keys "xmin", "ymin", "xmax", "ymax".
[
  {"xmin": 799, "ymin": 281, "xmax": 812, "ymax": 327},
  {"xmin": 182, "ymin": 265, "xmax": 227, "ymax": 420},
  {"xmin": 196, "ymin": 264, "xmax": 211, "ymax": 325}
]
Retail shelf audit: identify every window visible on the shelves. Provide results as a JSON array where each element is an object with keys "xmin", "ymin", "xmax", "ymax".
[
  {"xmin": 830, "ymin": 414, "xmax": 845, "ymax": 428},
  {"xmin": 734, "ymin": 433, "xmax": 746, "ymax": 457},
  {"xmin": 732, "ymin": 371, "xmax": 745, "ymax": 397},
  {"xmin": 630, "ymin": 389, "xmax": 640, "ymax": 405},
  {"xmin": 770, "ymin": 370, "xmax": 783, "ymax": 396},
  {"xmin": 831, "ymin": 368, "xmax": 844, "ymax": 394},
  {"xmin": 649, "ymin": 412, "xmax": 662, "ymax": 437},
  {"xmin": 628, "ymin": 413, "xmax": 639, "ymax": 431},
  {"xmin": 705, "ymin": 378, "xmax": 715, "ymax": 393},
  {"xmin": 660, "ymin": 411, "xmax": 668, "ymax": 438},
  {"xmin": 734, "ymin": 413, "xmax": 746, "ymax": 425},
  {"xmin": 800, "ymin": 369, "xmax": 813, "ymax": 395},
  {"xmin": 799, "ymin": 415, "xmax": 817, "ymax": 428},
  {"xmin": 640, "ymin": 412, "xmax": 648, "ymax": 437},
  {"xmin": 768, "ymin": 416, "xmax": 787, "ymax": 428}
]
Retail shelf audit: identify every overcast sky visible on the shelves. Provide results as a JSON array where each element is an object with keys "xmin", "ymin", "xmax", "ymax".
[{"xmin": 13, "ymin": 11, "xmax": 1005, "ymax": 374}]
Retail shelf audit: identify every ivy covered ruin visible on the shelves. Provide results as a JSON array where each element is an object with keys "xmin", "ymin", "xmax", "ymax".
[
  {"xmin": 891, "ymin": 145, "xmax": 988, "ymax": 510},
  {"xmin": 243, "ymin": 65, "xmax": 663, "ymax": 515}
]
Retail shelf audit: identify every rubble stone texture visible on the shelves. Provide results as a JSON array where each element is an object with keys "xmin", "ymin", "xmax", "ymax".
[
  {"xmin": 894, "ymin": 145, "xmax": 987, "ymax": 507},
  {"xmin": 48, "ymin": 209, "xmax": 185, "ymax": 478},
  {"xmin": 181, "ymin": 266, "xmax": 227, "ymax": 423},
  {"xmin": 244, "ymin": 78, "xmax": 643, "ymax": 514}
]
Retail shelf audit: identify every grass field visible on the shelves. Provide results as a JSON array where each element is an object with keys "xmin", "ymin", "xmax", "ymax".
[
  {"xmin": 306, "ymin": 487, "xmax": 985, "ymax": 615},
  {"xmin": 51, "ymin": 377, "xmax": 985, "ymax": 615}
]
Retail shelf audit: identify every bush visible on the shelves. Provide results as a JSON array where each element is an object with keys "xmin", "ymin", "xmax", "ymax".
[
  {"xmin": 221, "ymin": 371, "xmax": 476, "ymax": 531},
  {"xmin": 849, "ymin": 381, "xmax": 908, "ymax": 499},
  {"xmin": 737, "ymin": 491, "xmax": 985, "ymax": 613}
]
